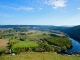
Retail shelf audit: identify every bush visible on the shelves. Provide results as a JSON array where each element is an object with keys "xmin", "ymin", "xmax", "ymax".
[{"xmin": 39, "ymin": 42, "xmax": 54, "ymax": 52}]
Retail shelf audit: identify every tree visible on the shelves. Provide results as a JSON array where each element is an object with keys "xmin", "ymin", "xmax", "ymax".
[{"xmin": 61, "ymin": 46, "xmax": 67, "ymax": 52}]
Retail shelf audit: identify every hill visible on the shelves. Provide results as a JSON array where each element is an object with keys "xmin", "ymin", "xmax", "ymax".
[
  {"xmin": 0, "ymin": 53, "xmax": 80, "ymax": 60},
  {"xmin": 61, "ymin": 25, "xmax": 80, "ymax": 42},
  {"xmin": 67, "ymin": 25, "xmax": 80, "ymax": 41},
  {"xmin": 52, "ymin": 25, "xmax": 80, "ymax": 42}
]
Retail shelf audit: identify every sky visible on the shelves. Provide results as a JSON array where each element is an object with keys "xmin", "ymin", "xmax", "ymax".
[{"xmin": 0, "ymin": 0, "xmax": 80, "ymax": 26}]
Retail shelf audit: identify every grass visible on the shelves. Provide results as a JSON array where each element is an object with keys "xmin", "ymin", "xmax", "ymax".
[
  {"xmin": 0, "ymin": 53, "xmax": 80, "ymax": 60},
  {"xmin": 12, "ymin": 40, "xmax": 39, "ymax": 53},
  {"xmin": 0, "ymin": 46, "xmax": 7, "ymax": 52},
  {"xmin": 12, "ymin": 40, "xmax": 39, "ymax": 48},
  {"xmin": 4, "ymin": 35, "xmax": 13, "ymax": 39},
  {"xmin": 10, "ymin": 39, "xmax": 20, "ymax": 43},
  {"xmin": 9, "ymin": 39, "xmax": 20, "ymax": 46},
  {"xmin": 27, "ymin": 33, "xmax": 52, "ymax": 39},
  {"xmin": 27, "ymin": 33, "xmax": 41, "ymax": 37}
]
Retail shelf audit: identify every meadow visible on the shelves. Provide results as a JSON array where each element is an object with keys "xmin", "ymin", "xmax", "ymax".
[{"xmin": 0, "ymin": 53, "xmax": 80, "ymax": 60}]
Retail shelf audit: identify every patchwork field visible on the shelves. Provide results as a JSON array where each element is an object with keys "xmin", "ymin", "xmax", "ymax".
[
  {"xmin": 0, "ymin": 29, "xmax": 76, "ymax": 60},
  {"xmin": 0, "ymin": 26, "xmax": 80, "ymax": 60}
]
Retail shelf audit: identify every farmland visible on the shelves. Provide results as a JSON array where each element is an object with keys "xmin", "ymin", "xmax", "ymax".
[
  {"xmin": 0, "ymin": 28, "xmax": 72, "ymax": 54},
  {"xmin": 0, "ymin": 39, "xmax": 9, "ymax": 52},
  {"xmin": 0, "ymin": 39, "xmax": 9, "ymax": 46},
  {"xmin": 0, "ymin": 26, "xmax": 79, "ymax": 60}
]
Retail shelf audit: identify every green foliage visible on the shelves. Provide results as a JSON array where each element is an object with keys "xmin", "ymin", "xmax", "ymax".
[
  {"xmin": 39, "ymin": 42, "xmax": 54, "ymax": 52},
  {"xmin": 60, "ymin": 25, "xmax": 80, "ymax": 42},
  {"xmin": 9, "ymin": 39, "xmax": 20, "ymax": 46},
  {"xmin": 54, "ymin": 47, "xmax": 61, "ymax": 53},
  {"xmin": 50, "ymin": 34, "xmax": 59, "ymax": 37},
  {"xmin": 44, "ymin": 37, "xmax": 72, "ymax": 49},
  {"xmin": 0, "ymin": 46, "xmax": 7, "ymax": 55}
]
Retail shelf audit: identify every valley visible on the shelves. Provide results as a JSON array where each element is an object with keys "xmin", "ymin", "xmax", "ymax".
[{"xmin": 0, "ymin": 25, "xmax": 80, "ymax": 60}]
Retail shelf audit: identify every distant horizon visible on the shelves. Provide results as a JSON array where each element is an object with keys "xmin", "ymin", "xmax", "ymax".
[{"xmin": 0, "ymin": 24, "xmax": 79, "ymax": 27}]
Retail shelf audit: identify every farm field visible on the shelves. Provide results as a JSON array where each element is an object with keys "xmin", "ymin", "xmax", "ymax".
[
  {"xmin": 0, "ymin": 39, "xmax": 9, "ymax": 52},
  {"xmin": 0, "ymin": 39, "xmax": 9, "ymax": 46}
]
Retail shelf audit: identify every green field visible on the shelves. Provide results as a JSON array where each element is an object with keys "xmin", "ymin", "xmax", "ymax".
[
  {"xmin": 10, "ymin": 39, "xmax": 20, "ymax": 43},
  {"xmin": 3, "ymin": 35, "xmax": 14, "ymax": 39},
  {"xmin": 9, "ymin": 39, "xmax": 20, "ymax": 46},
  {"xmin": 0, "ymin": 53, "xmax": 80, "ymax": 60},
  {"xmin": 12, "ymin": 40, "xmax": 39, "ymax": 48},
  {"xmin": 27, "ymin": 32, "xmax": 52, "ymax": 40},
  {"xmin": 12, "ymin": 40, "xmax": 39, "ymax": 53}
]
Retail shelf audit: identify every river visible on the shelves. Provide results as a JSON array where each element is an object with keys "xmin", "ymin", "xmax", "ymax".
[{"xmin": 67, "ymin": 38, "xmax": 80, "ymax": 54}]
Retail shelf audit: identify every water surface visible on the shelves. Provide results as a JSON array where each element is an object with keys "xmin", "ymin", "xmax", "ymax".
[{"xmin": 70, "ymin": 38, "xmax": 80, "ymax": 52}]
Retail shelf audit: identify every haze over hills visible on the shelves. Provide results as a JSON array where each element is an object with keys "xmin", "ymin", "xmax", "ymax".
[
  {"xmin": 53, "ymin": 25, "xmax": 80, "ymax": 42},
  {"xmin": 0, "ymin": 25, "xmax": 80, "ymax": 42},
  {"xmin": 63, "ymin": 25, "xmax": 80, "ymax": 42}
]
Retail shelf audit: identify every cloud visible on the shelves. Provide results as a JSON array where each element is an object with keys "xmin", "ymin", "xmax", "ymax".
[
  {"xmin": 12, "ymin": 7, "xmax": 34, "ymax": 11},
  {"xmin": 0, "ymin": 0, "xmax": 67, "ymax": 11},
  {"xmin": 0, "ymin": 5, "xmax": 34, "ymax": 11},
  {"xmin": 23, "ymin": 0, "xmax": 67, "ymax": 9},
  {"xmin": 78, "ymin": 8, "xmax": 80, "ymax": 10},
  {"xmin": 45, "ymin": 0, "xmax": 67, "ymax": 9},
  {"xmin": 0, "ymin": 13, "xmax": 11, "ymax": 17},
  {"xmin": 14, "ymin": 0, "xmax": 67, "ymax": 9}
]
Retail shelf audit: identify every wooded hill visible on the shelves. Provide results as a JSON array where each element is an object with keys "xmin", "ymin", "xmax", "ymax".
[{"xmin": 54, "ymin": 25, "xmax": 80, "ymax": 42}]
